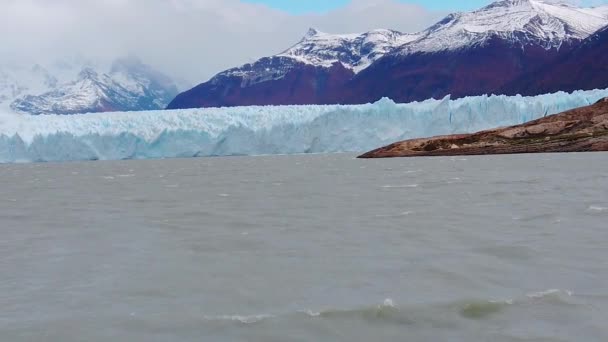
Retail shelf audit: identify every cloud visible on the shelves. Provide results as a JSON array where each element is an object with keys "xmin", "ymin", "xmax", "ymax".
[{"xmin": 0, "ymin": 0, "xmax": 447, "ymax": 85}]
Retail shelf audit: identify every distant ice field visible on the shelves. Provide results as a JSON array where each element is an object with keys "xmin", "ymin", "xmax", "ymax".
[{"xmin": 0, "ymin": 89, "xmax": 607, "ymax": 163}]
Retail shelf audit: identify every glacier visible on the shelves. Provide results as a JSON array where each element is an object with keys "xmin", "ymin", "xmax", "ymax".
[{"xmin": 0, "ymin": 89, "xmax": 607, "ymax": 163}]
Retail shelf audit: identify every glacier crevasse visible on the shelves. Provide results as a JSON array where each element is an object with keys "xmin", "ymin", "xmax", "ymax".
[{"xmin": 1, "ymin": 89, "xmax": 607, "ymax": 163}]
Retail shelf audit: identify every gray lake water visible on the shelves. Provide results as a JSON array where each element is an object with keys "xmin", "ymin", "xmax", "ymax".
[{"xmin": 1, "ymin": 153, "xmax": 608, "ymax": 341}]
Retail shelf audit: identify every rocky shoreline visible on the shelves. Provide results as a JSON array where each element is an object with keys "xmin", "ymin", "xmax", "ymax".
[{"xmin": 359, "ymin": 98, "xmax": 608, "ymax": 158}]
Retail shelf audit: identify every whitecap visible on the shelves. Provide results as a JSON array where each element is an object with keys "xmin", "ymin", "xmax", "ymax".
[
  {"xmin": 202, "ymin": 314, "xmax": 274, "ymax": 324},
  {"xmin": 381, "ymin": 184, "xmax": 418, "ymax": 189},
  {"xmin": 526, "ymin": 289, "xmax": 573, "ymax": 299},
  {"xmin": 587, "ymin": 206, "xmax": 608, "ymax": 213},
  {"xmin": 304, "ymin": 310, "xmax": 321, "ymax": 317},
  {"xmin": 382, "ymin": 298, "xmax": 396, "ymax": 308}
]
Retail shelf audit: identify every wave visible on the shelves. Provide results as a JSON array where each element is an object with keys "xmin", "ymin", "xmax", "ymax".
[{"xmin": 199, "ymin": 290, "xmax": 576, "ymax": 326}]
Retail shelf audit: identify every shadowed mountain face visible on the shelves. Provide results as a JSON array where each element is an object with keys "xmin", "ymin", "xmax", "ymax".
[
  {"xmin": 502, "ymin": 25, "xmax": 608, "ymax": 95},
  {"xmin": 343, "ymin": 38, "xmax": 578, "ymax": 104},
  {"xmin": 359, "ymin": 98, "xmax": 608, "ymax": 158},
  {"xmin": 168, "ymin": 0, "xmax": 608, "ymax": 109},
  {"xmin": 168, "ymin": 59, "xmax": 354, "ymax": 108}
]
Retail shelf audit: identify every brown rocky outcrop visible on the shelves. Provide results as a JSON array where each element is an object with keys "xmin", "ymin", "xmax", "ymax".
[{"xmin": 358, "ymin": 98, "xmax": 608, "ymax": 158}]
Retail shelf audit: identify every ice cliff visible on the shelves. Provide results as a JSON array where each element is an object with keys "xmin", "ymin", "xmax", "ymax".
[{"xmin": 1, "ymin": 89, "xmax": 607, "ymax": 163}]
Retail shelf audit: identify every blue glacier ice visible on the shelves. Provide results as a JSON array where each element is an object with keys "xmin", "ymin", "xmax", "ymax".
[{"xmin": 0, "ymin": 89, "xmax": 607, "ymax": 163}]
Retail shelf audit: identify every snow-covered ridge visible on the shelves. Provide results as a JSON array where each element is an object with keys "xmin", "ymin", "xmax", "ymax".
[
  {"xmin": 1, "ymin": 89, "xmax": 607, "ymax": 163},
  {"xmin": 398, "ymin": 0, "xmax": 608, "ymax": 54},
  {"xmin": 218, "ymin": 28, "xmax": 420, "ymax": 85},
  {"xmin": 277, "ymin": 28, "xmax": 421, "ymax": 73}
]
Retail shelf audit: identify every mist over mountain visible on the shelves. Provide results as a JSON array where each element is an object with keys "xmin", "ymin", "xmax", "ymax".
[
  {"xmin": 1, "ymin": 57, "xmax": 179, "ymax": 115},
  {"xmin": 0, "ymin": 0, "xmax": 448, "ymax": 85}
]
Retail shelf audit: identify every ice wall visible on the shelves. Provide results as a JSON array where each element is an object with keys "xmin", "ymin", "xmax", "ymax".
[{"xmin": 1, "ymin": 89, "xmax": 607, "ymax": 163}]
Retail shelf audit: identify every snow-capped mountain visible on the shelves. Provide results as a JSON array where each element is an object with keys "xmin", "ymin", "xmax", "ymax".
[
  {"xmin": 347, "ymin": 0, "xmax": 608, "ymax": 103},
  {"xmin": 396, "ymin": 0, "xmax": 608, "ymax": 54},
  {"xmin": 167, "ymin": 29, "xmax": 416, "ymax": 109},
  {"xmin": 2, "ymin": 57, "xmax": 178, "ymax": 115},
  {"xmin": 204, "ymin": 28, "xmax": 418, "ymax": 90},
  {"xmin": 168, "ymin": 0, "xmax": 608, "ymax": 109}
]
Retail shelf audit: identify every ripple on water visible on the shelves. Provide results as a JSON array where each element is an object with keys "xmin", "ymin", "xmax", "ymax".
[
  {"xmin": 459, "ymin": 300, "xmax": 509, "ymax": 319},
  {"xmin": 374, "ymin": 211, "xmax": 414, "ymax": 218},
  {"xmin": 513, "ymin": 212, "xmax": 559, "ymax": 222},
  {"xmin": 473, "ymin": 245, "xmax": 536, "ymax": 261}
]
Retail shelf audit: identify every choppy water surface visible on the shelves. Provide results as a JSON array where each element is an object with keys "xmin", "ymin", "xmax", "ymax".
[{"xmin": 1, "ymin": 153, "xmax": 607, "ymax": 341}]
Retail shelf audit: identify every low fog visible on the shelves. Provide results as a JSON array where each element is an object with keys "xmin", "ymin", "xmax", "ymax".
[{"xmin": 0, "ymin": 0, "xmax": 446, "ymax": 85}]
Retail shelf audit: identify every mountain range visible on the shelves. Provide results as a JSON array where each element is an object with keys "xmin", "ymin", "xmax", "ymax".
[
  {"xmin": 0, "ymin": 57, "xmax": 179, "ymax": 115},
  {"xmin": 168, "ymin": 0, "xmax": 608, "ymax": 109}
]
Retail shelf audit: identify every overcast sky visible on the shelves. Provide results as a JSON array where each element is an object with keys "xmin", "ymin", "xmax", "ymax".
[{"xmin": 1, "ymin": 0, "xmax": 606, "ymax": 86}]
